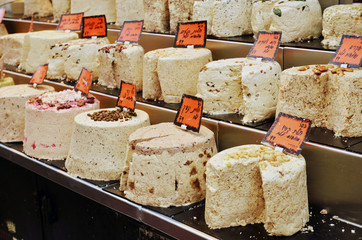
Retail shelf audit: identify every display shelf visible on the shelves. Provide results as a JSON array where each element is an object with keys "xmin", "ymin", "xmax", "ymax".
[
  {"xmin": 1, "ymin": 142, "xmax": 361, "ymax": 240},
  {"xmin": 0, "ymin": 15, "xmax": 361, "ymax": 239}
]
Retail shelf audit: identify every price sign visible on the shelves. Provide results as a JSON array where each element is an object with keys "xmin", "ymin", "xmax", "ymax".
[
  {"xmin": 174, "ymin": 94, "xmax": 203, "ymax": 132},
  {"xmin": 74, "ymin": 68, "xmax": 92, "ymax": 96},
  {"xmin": 262, "ymin": 112, "xmax": 312, "ymax": 155},
  {"xmin": 0, "ymin": 8, "xmax": 5, "ymax": 24},
  {"xmin": 329, "ymin": 35, "xmax": 362, "ymax": 68},
  {"xmin": 81, "ymin": 15, "xmax": 107, "ymax": 38},
  {"xmin": 247, "ymin": 31, "xmax": 282, "ymax": 61},
  {"xmin": 116, "ymin": 81, "xmax": 136, "ymax": 111},
  {"xmin": 29, "ymin": 64, "xmax": 48, "ymax": 86},
  {"xmin": 174, "ymin": 21, "xmax": 207, "ymax": 48},
  {"xmin": 57, "ymin": 13, "xmax": 84, "ymax": 31},
  {"xmin": 116, "ymin": 20, "xmax": 143, "ymax": 44}
]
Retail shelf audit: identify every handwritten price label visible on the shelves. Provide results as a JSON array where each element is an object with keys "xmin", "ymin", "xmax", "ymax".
[
  {"xmin": 174, "ymin": 94, "xmax": 203, "ymax": 132},
  {"xmin": 262, "ymin": 112, "xmax": 312, "ymax": 155},
  {"xmin": 0, "ymin": 8, "xmax": 5, "ymax": 24},
  {"xmin": 57, "ymin": 13, "xmax": 84, "ymax": 31},
  {"xmin": 174, "ymin": 21, "xmax": 207, "ymax": 48},
  {"xmin": 74, "ymin": 68, "xmax": 92, "ymax": 96},
  {"xmin": 117, "ymin": 81, "xmax": 136, "ymax": 111},
  {"xmin": 116, "ymin": 20, "xmax": 143, "ymax": 44},
  {"xmin": 81, "ymin": 15, "xmax": 107, "ymax": 38},
  {"xmin": 329, "ymin": 35, "xmax": 362, "ymax": 68},
  {"xmin": 247, "ymin": 31, "xmax": 282, "ymax": 61},
  {"xmin": 29, "ymin": 64, "xmax": 48, "ymax": 85}
]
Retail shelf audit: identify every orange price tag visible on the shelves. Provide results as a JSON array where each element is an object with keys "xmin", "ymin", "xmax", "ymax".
[
  {"xmin": 57, "ymin": 13, "xmax": 84, "ymax": 31},
  {"xmin": 262, "ymin": 112, "xmax": 312, "ymax": 155},
  {"xmin": 116, "ymin": 81, "xmax": 136, "ymax": 111},
  {"xmin": 174, "ymin": 21, "xmax": 207, "ymax": 48},
  {"xmin": 329, "ymin": 35, "xmax": 362, "ymax": 68},
  {"xmin": 174, "ymin": 94, "xmax": 203, "ymax": 132},
  {"xmin": 0, "ymin": 8, "xmax": 5, "ymax": 24},
  {"xmin": 116, "ymin": 20, "xmax": 143, "ymax": 44},
  {"xmin": 74, "ymin": 68, "xmax": 92, "ymax": 96},
  {"xmin": 28, "ymin": 13, "xmax": 34, "ymax": 32},
  {"xmin": 81, "ymin": 15, "xmax": 107, "ymax": 38},
  {"xmin": 247, "ymin": 31, "xmax": 281, "ymax": 61},
  {"xmin": 29, "ymin": 65, "xmax": 48, "ymax": 85}
]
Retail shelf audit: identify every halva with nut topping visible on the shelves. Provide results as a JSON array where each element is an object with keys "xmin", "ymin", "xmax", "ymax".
[
  {"xmin": 277, "ymin": 64, "xmax": 362, "ymax": 137},
  {"xmin": 66, "ymin": 108, "xmax": 150, "ymax": 181},
  {"xmin": 205, "ymin": 144, "xmax": 308, "ymax": 236}
]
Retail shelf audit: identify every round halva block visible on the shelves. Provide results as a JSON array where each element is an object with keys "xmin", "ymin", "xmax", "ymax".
[
  {"xmin": 23, "ymin": 90, "xmax": 100, "ymax": 160},
  {"xmin": 121, "ymin": 122, "xmax": 217, "ymax": 207},
  {"xmin": 66, "ymin": 108, "xmax": 150, "ymax": 181},
  {"xmin": 0, "ymin": 84, "xmax": 54, "ymax": 143},
  {"xmin": 205, "ymin": 144, "xmax": 308, "ymax": 236}
]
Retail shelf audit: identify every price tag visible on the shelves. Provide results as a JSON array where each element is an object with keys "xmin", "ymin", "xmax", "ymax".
[
  {"xmin": 29, "ymin": 64, "xmax": 48, "ymax": 86},
  {"xmin": 174, "ymin": 21, "xmax": 207, "ymax": 48},
  {"xmin": 116, "ymin": 20, "xmax": 143, "ymax": 44},
  {"xmin": 174, "ymin": 94, "xmax": 203, "ymax": 132},
  {"xmin": 0, "ymin": 8, "xmax": 5, "ymax": 24},
  {"xmin": 116, "ymin": 81, "xmax": 136, "ymax": 111},
  {"xmin": 81, "ymin": 15, "xmax": 107, "ymax": 38},
  {"xmin": 57, "ymin": 13, "xmax": 84, "ymax": 31},
  {"xmin": 247, "ymin": 31, "xmax": 282, "ymax": 61},
  {"xmin": 262, "ymin": 112, "xmax": 312, "ymax": 155},
  {"xmin": 329, "ymin": 35, "xmax": 362, "ymax": 68},
  {"xmin": 74, "ymin": 68, "xmax": 92, "ymax": 96}
]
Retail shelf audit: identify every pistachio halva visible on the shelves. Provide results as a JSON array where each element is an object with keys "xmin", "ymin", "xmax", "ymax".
[
  {"xmin": 121, "ymin": 122, "xmax": 217, "ymax": 207},
  {"xmin": 251, "ymin": 0, "xmax": 322, "ymax": 42},
  {"xmin": 197, "ymin": 58, "xmax": 281, "ymax": 123},
  {"xmin": 277, "ymin": 64, "xmax": 362, "ymax": 137},
  {"xmin": 205, "ymin": 144, "xmax": 308, "ymax": 236},
  {"xmin": 0, "ymin": 84, "xmax": 54, "ymax": 143},
  {"xmin": 66, "ymin": 108, "xmax": 150, "ymax": 181},
  {"xmin": 24, "ymin": 90, "xmax": 100, "ymax": 160}
]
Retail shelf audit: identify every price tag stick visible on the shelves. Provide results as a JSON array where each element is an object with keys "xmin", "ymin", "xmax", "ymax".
[
  {"xmin": 174, "ymin": 21, "xmax": 207, "ymax": 48},
  {"xmin": 329, "ymin": 35, "xmax": 362, "ymax": 68},
  {"xmin": 0, "ymin": 8, "xmax": 5, "ymax": 25},
  {"xmin": 28, "ymin": 13, "xmax": 34, "ymax": 32},
  {"xmin": 29, "ymin": 64, "xmax": 48, "ymax": 88},
  {"xmin": 57, "ymin": 12, "xmax": 84, "ymax": 31},
  {"xmin": 247, "ymin": 31, "xmax": 282, "ymax": 61},
  {"xmin": 261, "ymin": 112, "xmax": 312, "ymax": 155},
  {"xmin": 116, "ymin": 81, "xmax": 136, "ymax": 112},
  {"xmin": 74, "ymin": 67, "xmax": 92, "ymax": 96},
  {"xmin": 116, "ymin": 20, "xmax": 144, "ymax": 44},
  {"xmin": 0, "ymin": 55, "xmax": 4, "ymax": 81},
  {"xmin": 174, "ymin": 94, "xmax": 203, "ymax": 132}
]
